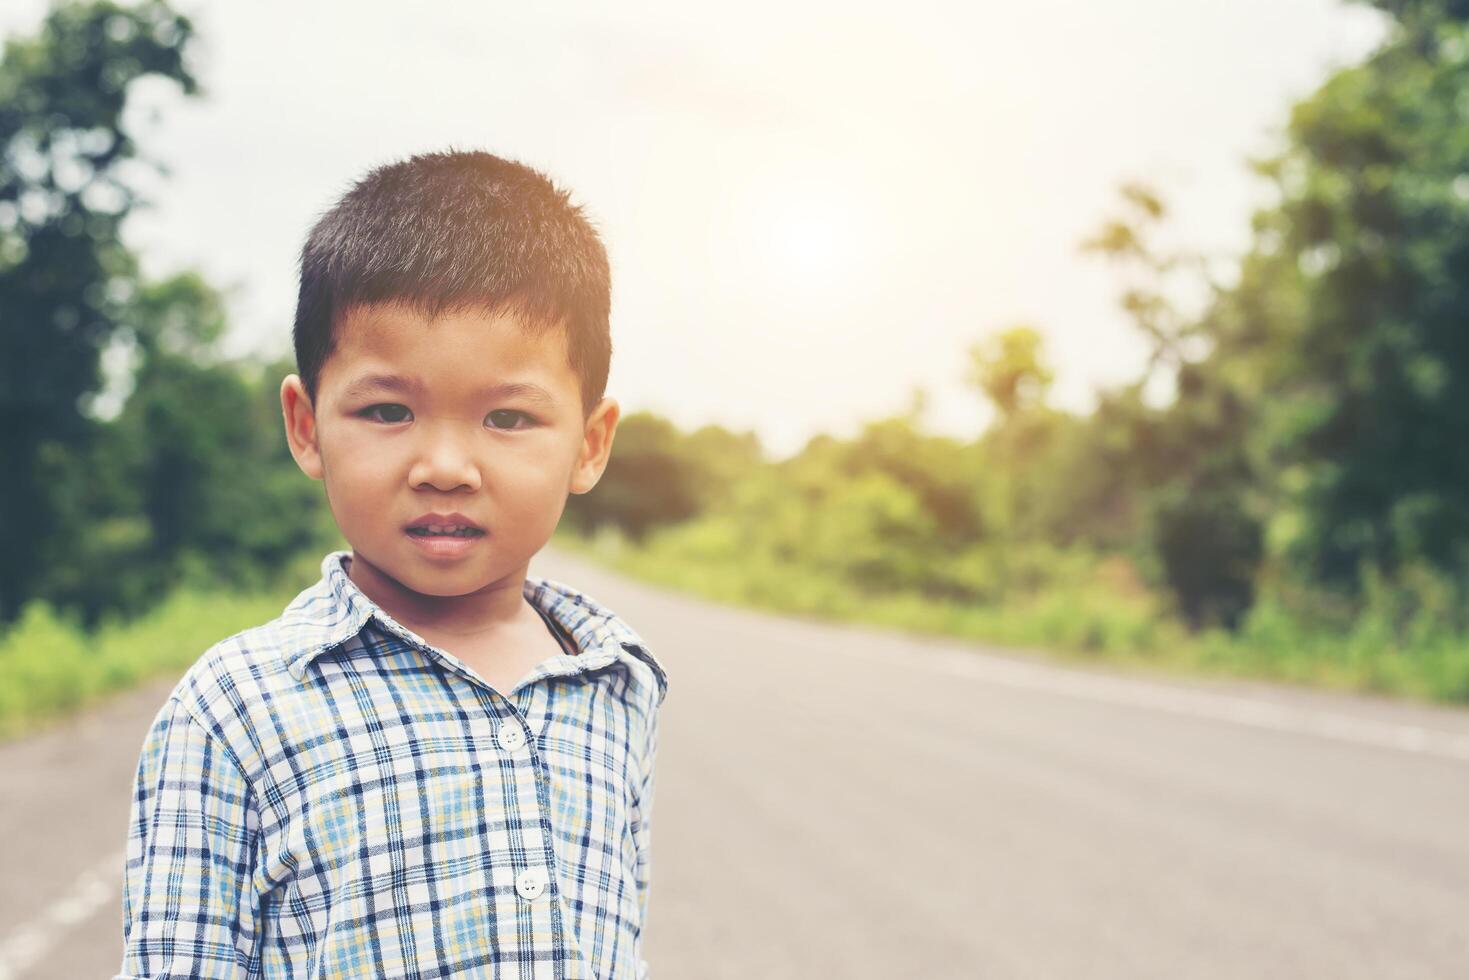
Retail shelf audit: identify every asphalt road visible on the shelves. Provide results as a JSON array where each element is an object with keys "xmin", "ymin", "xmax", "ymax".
[{"xmin": 3, "ymin": 548, "xmax": 1468, "ymax": 978}]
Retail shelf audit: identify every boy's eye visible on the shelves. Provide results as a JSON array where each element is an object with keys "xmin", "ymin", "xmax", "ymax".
[
  {"xmin": 486, "ymin": 409, "xmax": 534, "ymax": 431},
  {"xmin": 359, "ymin": 403, "xmax": 411, "ymax": 423}
]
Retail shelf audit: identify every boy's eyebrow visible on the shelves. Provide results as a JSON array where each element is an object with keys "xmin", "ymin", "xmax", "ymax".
[
  {"xmin": 341, "ymin": 373, "xmax": 557, "ymax": 404},
  {"xmin": 341, "ymin": 374, "xmax": 424, "ymax": 400}
]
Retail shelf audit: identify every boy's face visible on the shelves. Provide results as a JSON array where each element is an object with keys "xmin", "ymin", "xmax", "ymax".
[{"xmin": 279, "ymin": 301, "xmax": 618, "ymax": 603}]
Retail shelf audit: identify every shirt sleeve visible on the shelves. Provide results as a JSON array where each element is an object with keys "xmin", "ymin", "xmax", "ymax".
[
  {"xmin": 118, "ymin": 696, "xmax": 262, "ymax": 979},
  {"xmin": 631, "ymin": 702, "xmax": 661, "ymax": 980}
]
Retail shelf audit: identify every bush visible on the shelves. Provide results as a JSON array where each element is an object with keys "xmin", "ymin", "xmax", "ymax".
[{"xmin": 0, "ymin": 581, "xmax": 301, "ymax": 740}]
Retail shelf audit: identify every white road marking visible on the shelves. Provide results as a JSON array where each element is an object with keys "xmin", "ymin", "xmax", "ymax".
[
  {"xmin": 846, "ymin": 643, "xmax": 1469, "ymax": 763},
  {"xmin": 0, "ymin": 849, "xmax": 124, "ymax": 980}
]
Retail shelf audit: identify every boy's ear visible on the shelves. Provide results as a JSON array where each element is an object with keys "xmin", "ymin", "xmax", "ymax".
[
  {"xmin": 570, "ymin": 397, "xmax": 620, "ymax": 495},
  {"xmin": 281, "ymin": 374, "xmax": 325, "ymax": 481}
]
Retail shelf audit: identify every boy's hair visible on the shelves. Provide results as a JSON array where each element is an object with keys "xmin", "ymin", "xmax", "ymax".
[{"xmin": 292, "ymin": 148, "xmax": 612, "ymax": 416}]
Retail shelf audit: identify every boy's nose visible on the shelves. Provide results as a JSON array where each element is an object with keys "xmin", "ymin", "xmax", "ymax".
[{"xmin": 407, "ymin": 425, "xmax": 483, "ymax": 493}]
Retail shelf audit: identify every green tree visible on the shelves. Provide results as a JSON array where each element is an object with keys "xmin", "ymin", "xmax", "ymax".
[
  {"xmin": 1245, "ymin": 10, "xmax": 1469, "ymax": 591},
  {"xmin": 564, "ymin": 411, "xmax": 764, "ymax": 541},
  {"xmin": 0, "ymin": 0, "xmax": 198, "ymax": 623},
  {"xmin": 966, "ymin": 325, "xmax": 1054, "ymax": 420},
  {"xmin": 963, "ymin": 326, "xmax": 1085, "ymax": 550},
  {"xmin": 1082, "ymin": 185, "xmax": 1263, "ymax": 628},
  {"xmin": 39, "ymin": 273, "xmax": 337, "ymax": 625}
]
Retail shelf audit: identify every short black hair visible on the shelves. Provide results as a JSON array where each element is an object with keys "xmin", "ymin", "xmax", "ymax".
[{"xmin": 292, "ymin": 148, "xmax": 611, "ymax": 416}]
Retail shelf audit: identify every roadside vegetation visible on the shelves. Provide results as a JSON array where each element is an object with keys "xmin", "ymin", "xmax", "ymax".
[
  {"xmin": 553, "ymin": 523, "xmax": 1469, "ymax": 704},
  {"xmin": 5, "ymin": 0, "xmax": 1469, "ymax": 741},
  {"xmin": 0, "ymin": 571, "xmax": 304, "ymax": 740}
]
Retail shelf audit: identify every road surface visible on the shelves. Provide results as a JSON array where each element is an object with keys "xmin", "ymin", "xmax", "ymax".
[{"xmin": 2, "ymin": 548, "xmax": 1468, "ymax": 978}]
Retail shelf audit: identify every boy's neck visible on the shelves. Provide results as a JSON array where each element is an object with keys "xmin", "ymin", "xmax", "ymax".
[{"xmin": 345, "ymin": 551, "xmax": 536, "ymax": 642}]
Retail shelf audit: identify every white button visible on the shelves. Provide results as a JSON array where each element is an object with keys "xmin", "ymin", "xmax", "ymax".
[
  {"xmin": 515, "ymin": 867, "xmax": 548, "ymax": 900},
  {"xmin": 497, "ymin": 725, "xmax": 525, "ymax": 751}
]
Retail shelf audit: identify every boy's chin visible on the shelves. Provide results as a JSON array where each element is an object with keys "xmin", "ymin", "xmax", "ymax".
[{"xmin": 350, "ymin": 546, "xmax": 521, "ymax": 597}]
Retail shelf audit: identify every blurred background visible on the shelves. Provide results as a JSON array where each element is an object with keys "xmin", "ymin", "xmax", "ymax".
[{"xmin": 3, "ymin": 0, "xmax": 1469, "ymax": 977}]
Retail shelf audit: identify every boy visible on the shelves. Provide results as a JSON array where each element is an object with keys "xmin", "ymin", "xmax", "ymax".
[{"xmin": 117, "ymin": 150, "xmax": 669, "ymax": 979}]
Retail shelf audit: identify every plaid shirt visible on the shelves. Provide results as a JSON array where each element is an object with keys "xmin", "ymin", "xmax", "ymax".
[{"xmin": 118, "ymin": 550, "xmax": 669, "ymax": 980}]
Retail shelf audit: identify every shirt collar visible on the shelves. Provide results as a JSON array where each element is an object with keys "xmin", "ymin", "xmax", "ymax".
[{"xmin": 279, "ymin": 550, "xmax": 666, "ymax": 702}]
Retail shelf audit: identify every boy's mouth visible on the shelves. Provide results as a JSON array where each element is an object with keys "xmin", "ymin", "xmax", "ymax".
[
  {"xmin": 406, "ymin": 526, "xmax": 485, "ymax": 538},
  {"xmin": 405, "ymin": 512, "xmax": 487, "ymax": 538}
]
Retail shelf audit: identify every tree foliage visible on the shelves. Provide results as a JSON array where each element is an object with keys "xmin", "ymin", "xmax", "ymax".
[
  {"xmin": 0, "ymin": 0, "xmax": 197, "ymax": 621},
  {"xmin": 1248, "ymin": 14, "xmax": 1469, "ymax": 589},
  {"xmin": 563, "ymin": 411, "xmax": 764, "ymax": 541},
  {"xmin": 10, "ymin": 0, "xmax": 1469, "ymax": 695},
  {"xmin": 966, "ymin": 325, "xmax": 1053, "ymax": 420}
]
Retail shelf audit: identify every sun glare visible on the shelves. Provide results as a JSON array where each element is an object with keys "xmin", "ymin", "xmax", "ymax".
[
  {"xmin": 723, "ymin": 171, "xmax": 876, "ymax": 310},
  {"xmin": 768, "ymin": 196, "xmax": 860, "ymax": 283}
]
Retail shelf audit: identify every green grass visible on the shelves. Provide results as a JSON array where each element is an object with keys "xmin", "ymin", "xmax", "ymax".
[
  {"xmin": 0, "ymin": 580, "xmax": 304, "ymax": 741},
  {"xmin": 553, "ymin": 526, "xmax": 1469, "ymax": 706}
]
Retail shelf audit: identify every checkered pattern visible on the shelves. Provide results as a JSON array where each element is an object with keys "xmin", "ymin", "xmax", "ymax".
[{"xmin": 117, "ymin": 551, "xmax": 668, "ymax": 980}]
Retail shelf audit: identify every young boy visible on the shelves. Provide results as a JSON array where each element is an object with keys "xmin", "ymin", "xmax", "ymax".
[{"xmin": 117, "ymin": 150, "xmax": 669, "ymax": 979}]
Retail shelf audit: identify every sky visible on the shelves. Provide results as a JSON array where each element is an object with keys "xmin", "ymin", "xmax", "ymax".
[{"xmin": 6, "ymin": 0, "xmax": 1387, "ymax": 458}]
